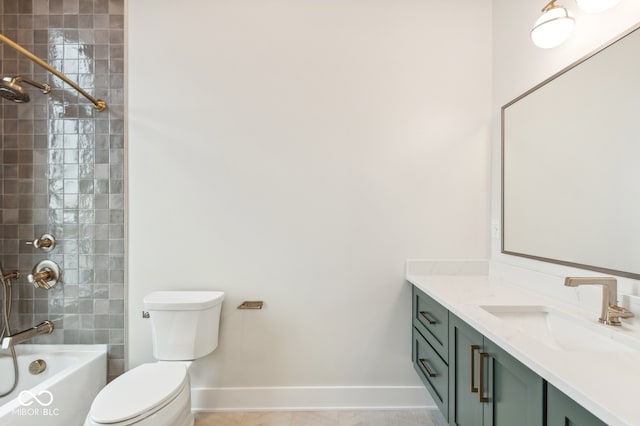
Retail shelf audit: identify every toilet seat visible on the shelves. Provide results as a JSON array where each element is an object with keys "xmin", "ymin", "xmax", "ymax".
[{"xmin": 88, "ymin": 363, "xmax": 188, "ymax": 424}]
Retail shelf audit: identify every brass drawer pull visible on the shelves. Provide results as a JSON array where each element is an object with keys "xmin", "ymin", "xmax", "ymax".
[
  {"xmin": 418, "ymin": 358, "xmax": 437, "ymax": 378},
  {"xmin": 470, "ymin": 345, "xmax": 480, "ymax": 393},
  {"xmin": 479, "ymin": 352, "xmax": 489, "ymax": 403},
  {"xmin": 419, "ymin": 311, "xmax": 437, "ymax": 325}
]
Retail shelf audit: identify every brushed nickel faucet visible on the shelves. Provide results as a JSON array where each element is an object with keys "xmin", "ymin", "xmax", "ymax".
[{"xmin": 564, "ymin": 277, "xmax": 634, "ymax": 325}]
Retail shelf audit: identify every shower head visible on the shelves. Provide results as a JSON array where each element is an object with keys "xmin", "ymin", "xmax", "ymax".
[
  {"xmin": 0, "ymin": 77, "xmax": 29, "ymax": 103},
  {"xmin": 0, "ymin": 76, "xmax": 51, "ymax": 104}
]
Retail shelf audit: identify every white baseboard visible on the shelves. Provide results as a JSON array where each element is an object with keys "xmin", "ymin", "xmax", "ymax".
[{"xmin": 191, "ymin": 386, "xmax": 433, "ymax": 412}]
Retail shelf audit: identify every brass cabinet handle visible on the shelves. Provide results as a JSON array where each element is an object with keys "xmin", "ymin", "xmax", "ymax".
[
  {"xmin": 419, "ymin": 311, "xmax": 437, "ymax": 325},
  {"xmin": 479, "ymin": 352, "xmax": 489, "ymax": 403},
  {"xmin": 418, "ymin": 358, "xmax": 437, "ymax": 377},
  {"xmin": 470, "ymin": 345, "xmax": 480, "ymax": 393}
]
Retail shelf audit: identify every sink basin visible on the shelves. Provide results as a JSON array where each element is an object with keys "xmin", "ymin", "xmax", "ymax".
[{"xmin": 480, "ymin": 305, "xmax": 639, "ymax": 352}]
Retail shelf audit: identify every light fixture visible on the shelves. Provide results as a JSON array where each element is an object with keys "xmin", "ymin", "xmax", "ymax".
[
  {"xmin": 531, "ymin": 0, "xmax": 576, "ymax": 49},
  {"xmin": 575, "ymin": 0, "xmax": 622, "ymax": 13}
]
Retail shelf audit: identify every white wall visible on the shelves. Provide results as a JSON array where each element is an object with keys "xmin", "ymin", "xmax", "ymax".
[
  {"xmin": 491, "ymin": 2, "xmax": 640, "ymax": 301},
  {"xmin": 128, "ymin": 0, "xmax": 492, "ymax": 409}
]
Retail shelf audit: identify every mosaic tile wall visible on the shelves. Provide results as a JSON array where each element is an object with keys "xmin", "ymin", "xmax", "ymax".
[{"xmin": 0, "ymin": 0, "xmax": 125, "ymax": 380}]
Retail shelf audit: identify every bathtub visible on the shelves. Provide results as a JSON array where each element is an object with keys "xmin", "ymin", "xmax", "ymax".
[{"xmin": 0, "ymin": 345, "xmax": 107, "ymax": 426}]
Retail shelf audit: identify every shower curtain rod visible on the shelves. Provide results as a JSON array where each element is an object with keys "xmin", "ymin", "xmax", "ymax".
[{"xmin": 0, "ymin": 33, "xmax": 107, "ymax": 111}]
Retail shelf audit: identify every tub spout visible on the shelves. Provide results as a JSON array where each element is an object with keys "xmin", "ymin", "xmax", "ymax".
[{"xmin": 1, "ymin": 321, "xmax": 54, "ymax": 349}]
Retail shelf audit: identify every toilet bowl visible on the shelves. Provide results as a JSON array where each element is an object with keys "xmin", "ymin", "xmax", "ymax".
[
  {"xmin": 85, "ymin": 362, "xmax": 192, "ymax": 426},
  {"xmin": 85, "ymin": 291, "xmax": 224, "ymax": 426}
]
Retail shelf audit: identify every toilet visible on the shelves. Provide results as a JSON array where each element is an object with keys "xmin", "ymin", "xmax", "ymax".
[{"xmin": 85, "ymin": 291, "xmax": 224, "ymax": 426}]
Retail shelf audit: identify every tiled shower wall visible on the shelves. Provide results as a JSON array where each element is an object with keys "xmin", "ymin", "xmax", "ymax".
[{"xmin": 0, "ymin": 0, "xmax": 125, "ymax": 380}]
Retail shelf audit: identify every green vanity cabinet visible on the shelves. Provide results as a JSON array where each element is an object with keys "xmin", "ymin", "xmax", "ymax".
[
  {"xmin": 410, "ymin": 285, "xmax": 608, "ymax": 426},
  {"xmin": 448, "ymin": 315, "xmax": 543, "ymax": 426},
  {"xmin": 411, "ymin": 285, "xmax": 550, "ymax": 426},
  {"xmin": 547, "ymin": 384, "xmax": 606, "ymax": 426},
  {"xmin": 412, "ymin": 286, "xmax": 449, "ymax": 420}
]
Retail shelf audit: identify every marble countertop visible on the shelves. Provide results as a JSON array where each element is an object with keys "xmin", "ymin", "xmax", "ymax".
[{"xmin": 406, "ymin": 273, "xmax": 640, "ymax": 426}]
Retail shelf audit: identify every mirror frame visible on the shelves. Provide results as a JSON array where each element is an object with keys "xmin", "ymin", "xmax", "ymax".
[{"xmin": 501, "ymin": 22, "xmax": 640, "ymax": 280}]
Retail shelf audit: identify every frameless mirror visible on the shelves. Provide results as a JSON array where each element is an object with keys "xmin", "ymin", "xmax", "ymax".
[{"xmin": 502, "ymin": 23, "xmax": 640, "ymax": 279}]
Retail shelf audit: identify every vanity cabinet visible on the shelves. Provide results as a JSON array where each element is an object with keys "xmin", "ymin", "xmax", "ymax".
[
  {"xmin": 412, "ymin": 287, "xmax": 449, "ymax": 420},
  {"xmin": 411, "ymin": 284, "xmax": 609, "ymax": 425},
  {"xmin": 449, "ymin": 314, "xmax": 543, "ymax": 426},
  {"xmin": 411, "ymin": 285, "xmax": 543, "ymax": 426},
  {"xmin": 547, "ymin": 384, "xmax": 606, "ymax": 426}
]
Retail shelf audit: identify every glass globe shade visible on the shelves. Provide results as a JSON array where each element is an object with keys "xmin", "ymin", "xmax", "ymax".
[
  {"xmin": 531, "ymin": 6, "xmax": 576, "ymax": 48},
  {"xmin": 575, "ymin": 0, "xmax": 622, "ymax": 13}
]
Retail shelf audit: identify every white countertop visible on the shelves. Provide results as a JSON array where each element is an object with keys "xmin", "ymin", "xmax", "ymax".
[{"xmin": 407, "ymin": 273, "xmax": 640, "ymax": 426}]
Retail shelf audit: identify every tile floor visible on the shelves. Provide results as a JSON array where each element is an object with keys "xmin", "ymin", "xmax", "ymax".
[{"xmin": 194, "ymin": 409, "xmax": 447, "ymax": 426}]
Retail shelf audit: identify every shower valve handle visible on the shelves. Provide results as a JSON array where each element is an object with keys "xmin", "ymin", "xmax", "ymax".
[
  {"xmin": 25, "ymin": 233, "xmax": 56, "ymax": 252},
  {"xmin": 27, "ymin": 260, "xmax": 61, "ymax": 290},
  {"xmin": 28, "ymin": 272, "xmax": 53, "ymax": 289}
]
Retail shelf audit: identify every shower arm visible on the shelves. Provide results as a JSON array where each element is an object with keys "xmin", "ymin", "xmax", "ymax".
[
  {"xmin": 0, "ymin": 33, "xmax": 107, "ymax": 111},
  {"xmin": 14, "ymin": 76, "xmax": 52, "ymax": 94}
]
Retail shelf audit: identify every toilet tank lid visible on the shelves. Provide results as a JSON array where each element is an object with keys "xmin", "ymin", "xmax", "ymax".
[{"xmin": 144, "ymin": 291, "xmax": 224, "ymax": 310}]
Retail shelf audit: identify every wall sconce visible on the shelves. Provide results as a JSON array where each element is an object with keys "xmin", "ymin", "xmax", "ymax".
[
  {"xmin": 575, "ymin": 0, "xmax": 622, "ymax": 13},
  {"xmin": 532, "ymin": 0, "xmax": 624, "ymax": 48},
  {"xmin": 531, "ymin": 0, "xmax": 576, "ymax": 49}
]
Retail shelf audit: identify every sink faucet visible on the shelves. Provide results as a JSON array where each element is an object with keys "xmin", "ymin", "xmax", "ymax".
[
  {"xmin": 1, "ymin": 321, "xmax": 54, "ymax": 349},
  {"xmin": 564, "ymin": 277, "xmax": 634, "ymax": 325}
]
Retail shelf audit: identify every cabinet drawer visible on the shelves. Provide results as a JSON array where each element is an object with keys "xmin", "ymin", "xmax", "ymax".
[
  {"xmin": 413, "ymin": 327, "xmax": 448, "ymax": 419},
  {"xmin": 413, "ymin": 286, "xmax": 448, "ymax": 360}
]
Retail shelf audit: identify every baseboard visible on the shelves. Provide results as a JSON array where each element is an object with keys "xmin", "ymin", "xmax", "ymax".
[{"xmin": 191, "ymin": 386, "xmax": 433, "ymax": 412}]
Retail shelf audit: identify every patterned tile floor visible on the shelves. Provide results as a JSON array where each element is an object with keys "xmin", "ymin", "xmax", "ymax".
[{"xmin": 195, "ymin": 409, "xmax": 447, "ymax": 426}]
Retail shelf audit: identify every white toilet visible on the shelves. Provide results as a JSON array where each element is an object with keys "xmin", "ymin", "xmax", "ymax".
[{"xmin": 85, "ymin": 291, "xmax": 224, "ymax": 426}]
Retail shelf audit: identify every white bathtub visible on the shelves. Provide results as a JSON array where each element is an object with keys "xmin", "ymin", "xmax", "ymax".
[{"xmin": 0, "ymin": 345, "xmax": 107, "ymax": 426}]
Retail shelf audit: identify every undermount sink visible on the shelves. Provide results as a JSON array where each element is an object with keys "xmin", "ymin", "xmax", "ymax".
[{"xmin": 480, "ymin": 305, "xmax": 639, "ymax": 352}]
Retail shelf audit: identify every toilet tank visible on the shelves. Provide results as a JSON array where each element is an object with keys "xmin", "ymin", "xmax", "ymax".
[{"xmin": 143, "ymin": 291, "xmax": 225, "ymax": 361}]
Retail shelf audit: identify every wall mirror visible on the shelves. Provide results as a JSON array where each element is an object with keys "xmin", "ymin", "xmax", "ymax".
[{"xmin": 502, "ymin": 23, "xmax": 640, "ymax": 279}]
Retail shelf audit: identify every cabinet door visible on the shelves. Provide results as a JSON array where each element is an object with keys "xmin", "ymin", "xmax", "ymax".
[
  {"xmin": 547, "ymin": 384, "xmax": 606, "ymax": 426},
  {"xmin": 449, "ymin": 314, "xmax": 484, "ymax": 426},
  {"xmin": 482, "ymin": 339, "xmax": 543, "ymax": 426}
]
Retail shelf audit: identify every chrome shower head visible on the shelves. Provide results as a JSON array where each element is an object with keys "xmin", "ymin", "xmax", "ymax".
[
  {"xmin": 0, "ymin": 76, "xmax": 51, "ymax": 104},
  {"xmin": 0, "ymin": 77, "xmax": 30, "ymax": 103}
]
